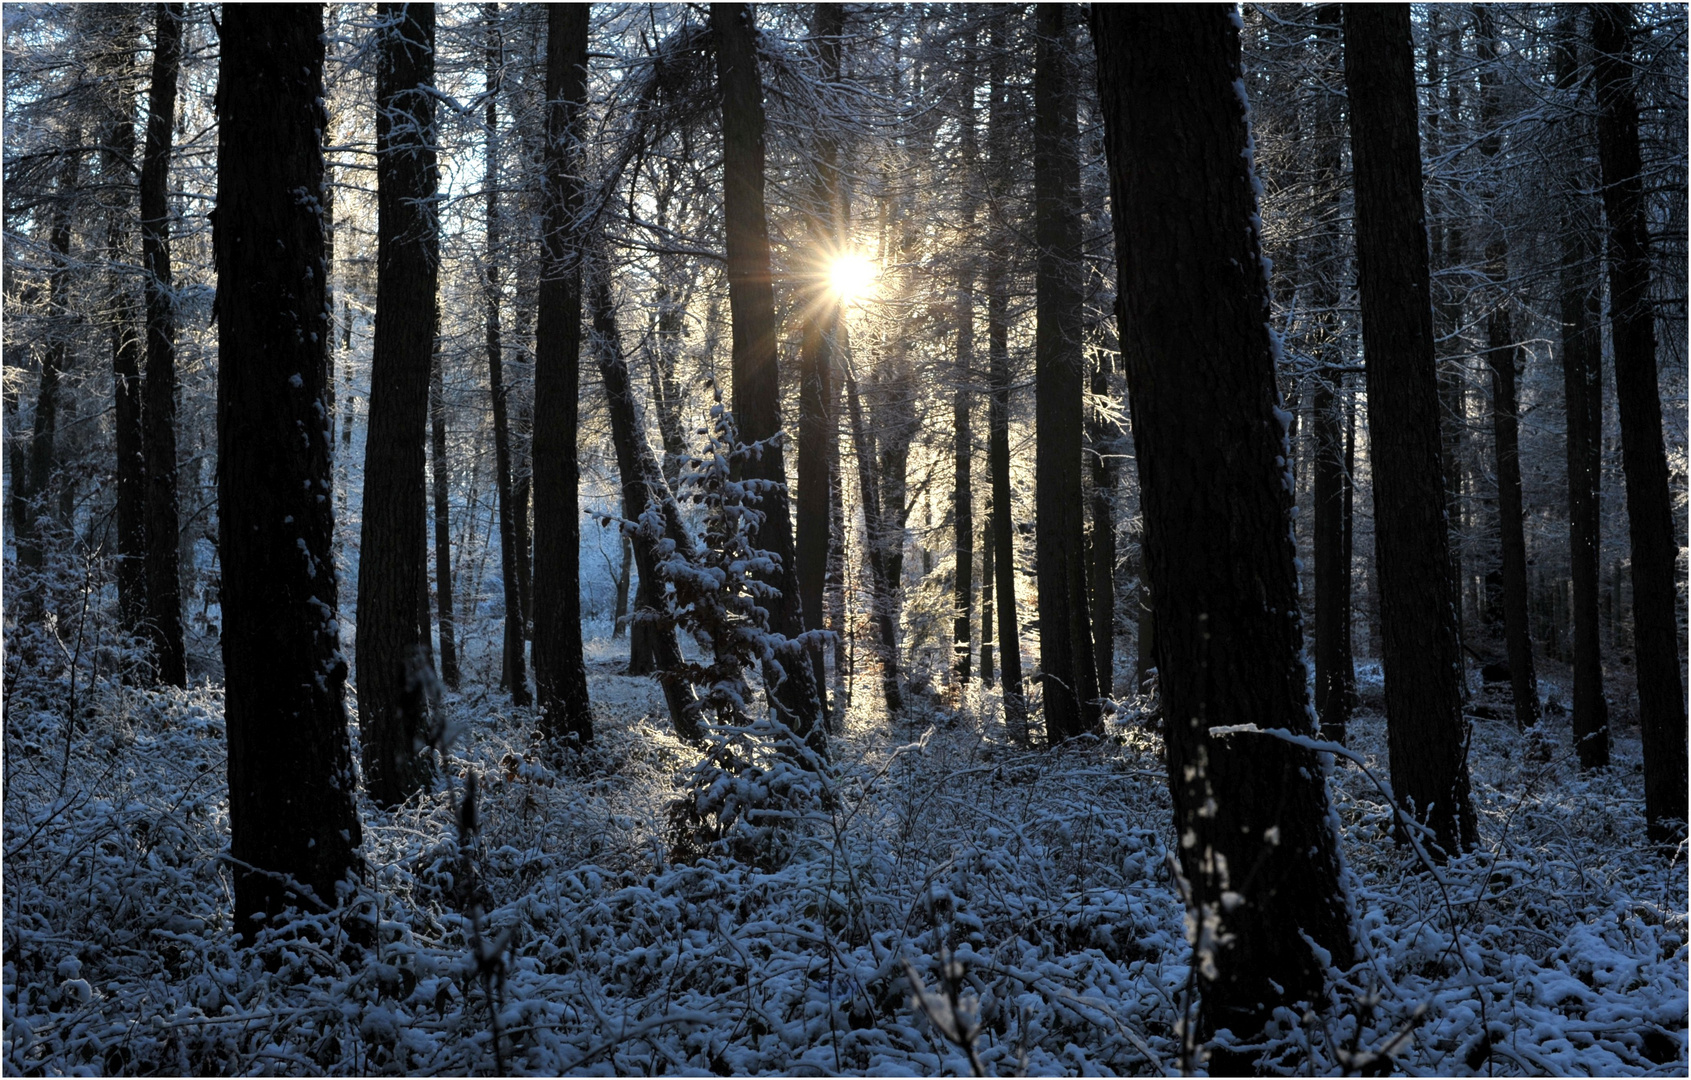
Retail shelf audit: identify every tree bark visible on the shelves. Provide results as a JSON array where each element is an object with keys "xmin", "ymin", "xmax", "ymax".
[
  {"xmin": 1476, "ymin": 9, "xmax": 1540, "ymax": 734},
  {"xmin": 484, "ymin": 3, "xmax": 530, "ymax": 706},
  {"xmin": 20, "ymin": 140, "xmax": 81, "ymax": 574},
  {"xmin": 358, "ymin": 1, "xmax": 440, "ymax": 805},
  {"xmin": 1591, "ymin": 4, "xmax": 1687, "ymax": 843},
  {"xmin": 1555, "ymin": 14, "xmax": 1608, "ymax": 769},
  {"xmin": 140, "ymin": 1, "xmax": 186, "ymax": 687},
  {"xmin": 846, "ymin": 371, "xmax": 904, "ymax": 715},
  {"xmin": 1035, "ymin": 3, "xmax": 1099, "ymax": 741},
  {"xmin": 1092, "ymin": 5, "xmax": 1356, "ymax": 1052},
  {"xmin": 586, "ymin": 250, "xmax": 703, "ymax": 742},
  {"xmin": 797, "ymin": 2, "xmax": 846, "ymax": 719},
  {"xmin": 104, "ymin": 51, "xmax": 147, "ymax": 633},
  {"xmin": 532, "ymin": 3, "xmax": 593, "ymax": 745},
  {"xmin": 980, "ymin": 493, "xmax": 996, "ymax": 688},
  {"xmin": 712, "ymin": 2, "xmax": 826, "ymax": 749},
  {"xmin": 1343, "ymin": 3, "xmax": 1475, "ymax": 857},
  {"xmin": 1426, "ymin": 9, "xmax": 1471, "ymax": 679},
  {"xmin": 1310, "ymin": 4, "xmax": 1352, "ymax": 743},
  {"xmin": 429, "ymin": 334, "xmax": 459, "ymax": 688},
  {"xmin": 215, "ymin": 2, "xmax": 364, "ymax": 940},
  {"xmin": 986, "ymin": 10, "xmax": 1027, "ymax": 743}
]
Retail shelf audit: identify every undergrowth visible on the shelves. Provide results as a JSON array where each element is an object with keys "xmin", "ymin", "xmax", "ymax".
[{"xmin": 3, "ymin": 611, "xmax": 1686, "ymax": 1075}]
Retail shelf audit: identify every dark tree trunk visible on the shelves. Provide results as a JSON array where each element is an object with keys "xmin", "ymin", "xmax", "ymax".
[
  {"xmin": 712, "ymin": 2, "xmax": 825, "ymax": 749},
  {"xmin": 104, "ymin": 67, "xmax": 147, "ymax": 633},
  {"xmin": 613, "ymin": 534, "xmax": 633, "ymax": 639},
  {"xmin": 513, "ymin": 397, "xmax": 534, "ymax": 635},
  {"xmin": 1591, "ymin": 4, "xmax": 1687, "ymax": 843},
  {"xmin": 140, "ymin": 1, "xmax": 186, "ymax": 687},
  {"xmin": 215, "ymin": 2, "xmax": 364, "ymax": 940},
  {"xmin": 797, "ymin": 3, "xmax": 846, "ymax": 718},
  {"xmin": 950, "ymin": 34, "xmax": 979, "ymax": 692},
  {"xmin": 1476, "ymin": 10, "xmax": 1539, "ymax": 734},
  {"xmin": 358, "ymin": 1, "xmax": 440, "ymax": 805},
  {"xmin": 1035, "ymin": 3, "xmax": 1099, "ymax": 741},
  {"xmin": 484, "ymin": 3, "xmax": 530, "ymax": 706},
  {"xmin": 1092, "ymin": 5, "xmax": 1356, "ymax": 1052},
  {"xmin": 586, "ymin": 252, "xmax": 703, "ymax": 742},
  {"xmin": 532, "ymin": 3, "xmax": 593, "ymax": 745},
  {"xmin": 1555, "ymin": 15, "xmax": 1608, "ymax": 769},
  {"xmin": 1426, "ymin": 9, "xmax": 1470, "ymax": 680},
  {"xmin": 986, "ymin": 11, "xmax": 1027, "ymax": 743},
  {"xmin": 21, "ymin": 141, "xmax": 81, "ymax": 574},
  {"xmin": 1088, "ymin": 360, "xmax": 1118, "ymax": 699},
  {"xmin": 1311, "ymin": 4, "xmax": 1352, "ymax": 742},
  {"xmin": 1343, "ymin": 3, "xmax": 1475, "ymax": 857},
  {"xmin": 980, "ymin": 494, "xmax": 996, "ymax": 688},
  {"xmin": 429, "ymin": 337, "xmax": 459, "ymax": 688},
  {"xmin": 846, "ymin": 373, "xmax": 904, "ymax": 716},
  {"xmin": 826, "ymin": 435, "xmax": 849, "ymax": 708}
]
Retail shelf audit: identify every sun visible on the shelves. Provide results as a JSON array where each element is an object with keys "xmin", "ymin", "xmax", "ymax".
[{"xmin": 828, "ymin": 252, "xmax": 878, "ymax": 303}]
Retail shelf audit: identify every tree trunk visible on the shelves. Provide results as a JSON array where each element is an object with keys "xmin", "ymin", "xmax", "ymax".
[
  {"xmin": 1476, "ymin": 10, "xmax": 1540, "ymax": 734},
  {"xmin": 980, "ymin": 494, "xmax": 996, "ymax": 688},
  {"xmin": 712, "ymin": 2, "xmax": 826, "ymax": 749},
  {"xmin": 1035, "ymin": 3, "xmax": 1098, "ymax": 741},
  {"xmin": 532, "ymin": 3, "xmax": 593, "ymax": 746},
  {"xmin": 986, "ymin": 10, "xmax": 1027, "ymax": 743},
  {"xmin": 1343, "ymin": 3, "xmax": 1475, "ymax": 857},
  {"xmin": 1092, "ymin": 5, "xmax": 1356, "ymax": 1053},
  {"xmin": 513, "ymin": 395, "xmax": 533, "ymax": 641},
  {"xmin": 1426, "ymin": 9, "xmax": 1470, "ymax": 681},
  {"xmin": 846, "ymin": 372, "xmax": 904, "ymax": 716},
  {"xmin": 429, "ymin": 334, "xmax": 459, "ymax": 688},
  {"xmin": 139, "ymin": 1, "xmax": 186, "ymax": 687},
  {"xmin": 1591, "ymin": 4, "xmax": 1687, "ymax": 844},
  {"xmin": 104, "ymin": 59, "xmax": 147, "ymax": 634},
  {"xmin": 215, "ymin": 2, "xmax": 364, "ymax": 940},
  {"xmin": 797, "ymin": 3, "xmax": 846, "ymax": 719},
  {"xmin": 484, "ymin": 3, "xmax": 530, "ymax": 706},
  {"xmin": 586, "ymin": 251, "xmax": 703, "ymax": 742},
  {"xmin": 1088, "ymin": 360, "xmax": 1119, "ymax": 700},
  {"xmin": 358, "ymin": 1, "xmax": 440, "ymax": 805},
  {"xmin": 1555, "ymin": 14, "xmax": 1608, "ymax": 769},
  {"xmin": 1311, "ymin": 4, "xmax": 1352, "ymax": 743}
]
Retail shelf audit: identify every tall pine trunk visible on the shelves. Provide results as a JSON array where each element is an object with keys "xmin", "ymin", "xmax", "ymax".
[
  {"xmin": 104, "ymin": 53, "xmax": 147, "ymax": 633},
  {"xmin": 358, "ymin": 1, "xmax": 440, "ymax": 805},
  {"xmin": 1092, "ymin": 6, "xmax": 1355, "ymax": 1054},
  {"xmin": 712, "ymin": 2, "xmax": 826, "ymax": 749},
  {"xmin": 216, "ymin": 2, "xmax": 364, "ymax": 940},
  {"xmin": 1591, "ymin": 4, "xmax": 1687, "ymax": 844},
  {"xmin": 1476, "ymin": 10, "xmax": 1539, "ymax": 734},
  {"xmin": 140, "ymin": 1, "xmax": 186, "ymax": 687},
  {"xmin": 986, "ymin": 10, "xmax": 1027, "ymax": 743},
  {"xmin": 532, "ymin": 3, "xmax": 593, "ymax": 745},
  {"xmin": 429, "ymin": 338, "xmax": 459, "ymax": 688},
  {"xmin": 586, "ymin": 248, "xmax": 703, "ymax": 742},
  {"xmin": 846, "ymin": 371, "xmax": 904, "ymax": 715},
  {"xmin": 1310, "ymin": 3, "xmax": 1353, "ymax": 742},
  {"xmin": 484, "ymin": 3, "xmax": 529, "ymax": 706},
  {"xmin": 796, "ymin": 3, "xmax": 846, "ymax": 720},
  {"xmin": 21, "ymin": 140, "xmax": 81, "ymax": 574},
  {"xmin": 1034, "ymin": 3, "xmax": 1098, "ymax": 741},
  {"xmin": 1555, "ymin": 14, "xmax": 1608, "ymax": 769},
  {"xmin": 1343, "ymin": 3, "xmax": 1475, "ymax": 857}
]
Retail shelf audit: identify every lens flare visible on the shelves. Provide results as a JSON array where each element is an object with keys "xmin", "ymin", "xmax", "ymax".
[{"xmin": 828, "ymin": 253, "xmax": 878, "ymax": 302}]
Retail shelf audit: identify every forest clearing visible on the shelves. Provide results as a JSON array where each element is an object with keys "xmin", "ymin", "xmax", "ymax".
[{"xmin": 3, "ymin": 3, "xmax": 1686, "ymax": 1075}]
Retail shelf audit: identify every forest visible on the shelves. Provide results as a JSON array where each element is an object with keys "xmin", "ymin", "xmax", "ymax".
[{"xmin": 1, "ymin": 2, "xmax": 1686, "ymax": 1075}]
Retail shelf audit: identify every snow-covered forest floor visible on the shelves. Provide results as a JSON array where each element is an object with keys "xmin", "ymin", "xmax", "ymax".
[{"xmin": 3, "ymin": 623, "xmax": 1686, "ymax": 1076}]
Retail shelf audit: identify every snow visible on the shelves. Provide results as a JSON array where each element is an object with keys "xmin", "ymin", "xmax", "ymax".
[{"xmin": 3, "ymin": 625, "xmax": 1685, "ymax": 1075}]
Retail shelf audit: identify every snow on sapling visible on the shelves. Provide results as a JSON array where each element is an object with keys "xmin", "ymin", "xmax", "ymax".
[{"xmin": 640, "ymin": 382, "xmax": 830, "ymax": 868}]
